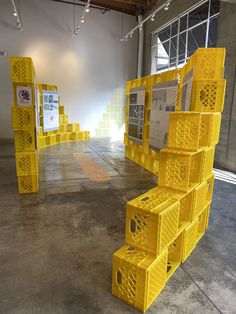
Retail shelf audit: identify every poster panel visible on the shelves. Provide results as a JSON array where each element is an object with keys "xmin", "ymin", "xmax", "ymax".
[
  {"xmin": 128, "ymin": 87, "xmax": 145, "ymax": 142},
  {"xmin": 42, "ymin": 90, "xmax": 59, "ymax": 132},
  {"xmin": 181, "ymin": 69, "xmax": 194, "ymax": 111},
  {"xmin": 16, "ymin": 85, "xmax": 33, "ymax": 106},
  {"xmin": 149, "ymin": 80, "xmax": 178, "ymax": 150}
]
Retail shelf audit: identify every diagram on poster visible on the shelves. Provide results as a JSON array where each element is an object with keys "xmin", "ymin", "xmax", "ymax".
[
  {"xmin": 16, "ymin": 85, "xmax": 33, "ymax": 106},
  {"xmin": 43, "ymin": 90, "xmax": 59, "ymax": 132},
  {"xmin": 128, "ymin": 87, "xmax": 145, "ymax": 142},
  {"xmin": 150, "ymin": 80, "xmax": 178, "ymax": 150},
  {"xmin": 181, "ymin": 69, "xmax": 194, "ymax": 111}
]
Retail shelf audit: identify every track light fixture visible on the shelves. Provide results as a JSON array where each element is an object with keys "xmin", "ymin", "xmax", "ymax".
[
  {"xmin": 11, "ymin": 0, "xmax": 23, "ymax": 31},
  {"xmin": 73, "ymin": 0, "xmax": 91, "ymax": 36},
  {"xmin": 120, "ymin": 0, "xmax": 172, "ymax": 43}
]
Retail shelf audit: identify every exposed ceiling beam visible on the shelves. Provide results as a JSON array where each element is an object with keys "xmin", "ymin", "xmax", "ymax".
[
  {"xmin": 110, "ymin": 0, "xmax": 147, "ymax": 6},
  {"xmin": 91, "ymin": 0, "xmax": 136, "ymax": 15}
]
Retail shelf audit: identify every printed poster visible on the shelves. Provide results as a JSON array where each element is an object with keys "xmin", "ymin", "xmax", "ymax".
[
  {"xmin": 16, "ymin": 85, "xmax": 33, "ymax": 106},
  {"xmin": 128, "ymin": 87, "xmax": 145, "ymax": 142},
  {"xmin": 181, "ymin": 69, "xmax": 194, "ymax": 111},
  {"xmin": 149, "ymin": 80, "xmax": 178, "ymax": 150},
  {"xmin": 42, "ymin": 90, "xmax": 59, "ymax": 132}
]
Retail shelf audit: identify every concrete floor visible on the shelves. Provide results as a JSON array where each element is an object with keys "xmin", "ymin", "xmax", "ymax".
[{"xmin": 0, "ymin": 139, "xmax": 235, "ymax": 314}]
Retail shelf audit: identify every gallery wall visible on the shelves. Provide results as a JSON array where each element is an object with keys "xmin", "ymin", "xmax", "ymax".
[{"xmin": 0, "ymin": 0, "xmax": 138, "ymax": 140}]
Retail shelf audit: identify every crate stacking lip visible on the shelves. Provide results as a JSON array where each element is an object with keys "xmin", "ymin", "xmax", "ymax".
[
  {"xmin": 15, "ymin": 151, "xmax": 38, "ymax": 176},
  {"xmin": 112, "ymin": 245, "xmax": 168, "ymax": 312},
  {"xmin": 12, "ymin": 106, "xmax": 35, "ymax": 130},
  {"xmin": 126, "ymin": 187, "xmax": 180, "ymax": 256}
]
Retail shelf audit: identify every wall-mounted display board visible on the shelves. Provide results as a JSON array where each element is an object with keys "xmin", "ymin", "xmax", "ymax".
[
  {"xmin": 149, "ymin": 80, "xmax": 178, "ymax": 150},
  {"xmin": 43, "ymin": 90, "xmax": 59, "ymax": 132},
  {"xmin": 181, "ymin": 69, "xmax": 194, "ymax": 111},
  {"xmin": 128, "ymin": 87, "xmax": 145, "ymax": 142}
]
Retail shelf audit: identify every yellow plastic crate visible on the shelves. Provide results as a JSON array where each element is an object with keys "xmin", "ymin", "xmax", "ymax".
[
  {"xmin": 191, "ymin": 181, "xmax": 207, "ymax": 220},
  {"xmin": 59, "ymin": 105, "xmax": 64, "ymax": 114},
  {"xmin": 168, "ymin": 112, "xmax": 222, "ymax": 151},
  {"xmin": 14, "ymin": 129, "xmax": 36, "ymax": 152},
  {"xmin": 39, "ymin": 126, "xmax": 43, "ymax": 136},
  {"xmin": 158, "ymin": 148, "xmax": 202, "ymax": 192},
  {"xmin": 183, "ymin": 48, "xmax": 225, "ymax": 80},
  {"xmin": 126, "ymin": 188, "xmax": 180, "ymax": 256},
  {"xmin": 167, "ymin": 232, "xmax": 183, "ymax": 280},
  {"xmin": 196, "ymin": 203, "xmax": 210, "ymax": 242},
  {"xmin": 206, "ymin": 174, "xmax": 214, "ymax": 202},
  {"xmin": 193, "ymin": 48, "xmax": 225, "ymax": 79},
  {"xmin": 144, "ymin": 156, "xmax": 159, "ymax": 176},
  {"xmin": 61, "ymin": 133, "xmax": 69, "ymax": 142},
  {"xmin": 181, "ymin": 219, "xmax": 198, "ymax": 262},
  {"xmin": 10, "ymin": 56, "xmax": 36, "ymax": 83},
  {"xmin": 112, "ymin": 245, "xmax": 167, "ymax": 312},
  {"xmin": 69, "ymin": 132, "xmax": 80, "ymax": 141},
  {"xmin": 144, "ymin": 108, "xmax": 151, "ymax": 124},
  {"xmin": 17, "ymin": 174, "xmax": 39, "ymax": 194},
  {"xmin": 12, "ymin": 106, "xmax": 35, "ymax": 130},
  {"xmin": 84, "ymin": 131, "xmax": 90, "ymax": 140},
  {"xmin": 56, "ymin": 133, "xmax": 62, "ymax": 143},
  {"xmin": 168, "ymin": 112, "xmax": 201, "ymax": 151},
  {"xmin": 15, "ymin": 151, "xmax": 38, "ymax": 176},
  {"xmin": 67, "ymin": 123, "xmax": 76, "ymax": 132},
  {"xmin": 199, "ymin": 113, "xmax": 221, "ymax": 147},
  {"xmin": 37, "ymin": 136, "xmax": 46, "ymax": 149},
  {"xmin": 50, "ymin": 134, "xmax": 57, "ymax": 145},
  {"xmin": 59, "ymin": 114, "xmax": 68, "ymax": 125},
  {"xmin": 190, "ymin": 79, "xmax": 226, "ymax": 112},
  {"xmin": 200, "ymin": 147, "xmax": 215, "ymax": 181},
  {"xmin": 59, "ymin": 124, "xmax": 67, "ymax": 133},
  {"xmin": 124, "ymin": 133, "xmax": 128, "ymax": 145},
  {"xmin": 40, "ymin": 83, "xmax": 57, "ymax": 91},
  {"xmin": 45, "ymin": 135, "xmax": 51, "ymax": 146}
]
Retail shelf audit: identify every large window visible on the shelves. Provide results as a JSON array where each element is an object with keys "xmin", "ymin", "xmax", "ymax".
[{"xmin": 151, "ymin": 0, "xmax": 220, "ymax": 74}]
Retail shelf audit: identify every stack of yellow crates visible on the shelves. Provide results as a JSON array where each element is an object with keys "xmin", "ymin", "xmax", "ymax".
[
  {"xmin": 37, "ymin": 83, "xmax": 90, "ymax": 149},
  {"xmin": 112, "ymin": 48, "xmax": 226, "ymax": 312},
  {"xmin": 10, "ymin": 57, "xmax": 39, "ymax": 194}
]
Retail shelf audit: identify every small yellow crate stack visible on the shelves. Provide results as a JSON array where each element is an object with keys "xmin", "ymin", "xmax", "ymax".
[
  {"xmin": 112, "ymin": 48, "xmax": 226, "ymax": 312},
  {"xmin": 37, "ymin": 83, "xmax": 90, "ymax": 149},
  {"xmin": 10, "ymin": 57, "xmax": 39, "ymax": 194}
]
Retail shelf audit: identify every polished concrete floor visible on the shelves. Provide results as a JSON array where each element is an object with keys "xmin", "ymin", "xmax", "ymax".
[{"xmin": 0, "ymin": 139, "xmax": 235, "ymax": 314}]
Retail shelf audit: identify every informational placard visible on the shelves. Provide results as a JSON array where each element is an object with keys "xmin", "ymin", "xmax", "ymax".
[
  {"xmin": 149, "ymin": 80, "xmax": 178, "ymax": 150},
  {"xmin": 181, "ymin": 69, "xmax": 194, "ymax": 111},
  {"xmin": 128, "ymin": 87, "xmax": 145, "ymax": 142},
  {"xmin": 42, "ymin": 90, "xmax": 59, "ymax": 132},
  {"xmin": 16, "ymin": 85, "xmax": 33, "ymax": 106}
]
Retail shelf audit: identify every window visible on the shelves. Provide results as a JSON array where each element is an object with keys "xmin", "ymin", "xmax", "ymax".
[{"xmin": 151, "ymin": 0, "xmax": 220, "ymax": 74}]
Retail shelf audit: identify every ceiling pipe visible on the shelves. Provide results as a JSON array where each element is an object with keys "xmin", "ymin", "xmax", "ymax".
[{"xmin": 137, "ymin": 6, "xmax": 144, "ymax": 78}]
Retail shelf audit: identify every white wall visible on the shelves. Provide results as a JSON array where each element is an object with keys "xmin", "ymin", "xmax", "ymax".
[{"xmin": 0, "ymin": 0, "xmax": 138, "ymax": 139}]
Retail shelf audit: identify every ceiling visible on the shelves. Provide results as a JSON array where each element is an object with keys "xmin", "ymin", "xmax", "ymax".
[{"xmin": 50, "ymin": 0, "xmax": 161, "ymax": 16}]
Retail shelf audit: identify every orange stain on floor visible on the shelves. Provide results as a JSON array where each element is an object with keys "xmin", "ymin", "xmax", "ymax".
[{"xmin": 74, "ymin": 152, "xmax": 111, "ymax": 182}]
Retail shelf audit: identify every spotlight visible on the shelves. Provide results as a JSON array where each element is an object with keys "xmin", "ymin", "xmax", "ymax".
[
  {"xmin": 151, "ymin": 15, "xmax": 155, "ymax": 22},
  {"xmin": 85, "ymin": 6, "xmax": 90, "ymax": 13},
  {"xmin": 130, "ymin": 32, "xmax": 133, "ymax": 38},
  {"xmin": 125, "ymin": 36, "xmax": 128, "ymax": 41},
  {"xmin": 139, "ymin": 24, "xmax": 143, "ymax": 31},
  {"xmin": 13, "ymin": 11, "xmax": 17, "ymax": 16},
  {"xmin": 81, "ymin": 18, "xmax": 85, "ymax": 23}
]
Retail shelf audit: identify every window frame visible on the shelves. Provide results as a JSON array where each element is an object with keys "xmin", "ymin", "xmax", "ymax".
[{"xmin": 151, "ymin": 0, "xmax": 220, "ymax": 74}]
